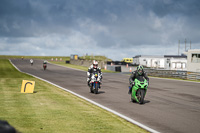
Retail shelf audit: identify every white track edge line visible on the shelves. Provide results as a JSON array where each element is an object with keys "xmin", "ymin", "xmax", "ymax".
[{"xmin": 9, "ymin": 59, "xmax": 160, "ymax": 133}]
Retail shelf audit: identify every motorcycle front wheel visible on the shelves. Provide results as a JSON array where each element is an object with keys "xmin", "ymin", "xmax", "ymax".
[
  {"xmin": 90, "ymin": 84, "xmax": 94, "ymax": 93},
  {"xmin": 137, "ymin": 89, "xmax": 145, "ymax": 104},
  {"xmin": 43, "ymin": 66, "xmax": 46, "ymax": 70},
  {"xmin": 94, "ymin": 83, "xmax": 98, "ymax": 94}
]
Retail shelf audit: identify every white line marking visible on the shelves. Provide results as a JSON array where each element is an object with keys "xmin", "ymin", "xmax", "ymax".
[{"xmin": 9, "ymin": 59, "xmax": 160, "ymax": 133}]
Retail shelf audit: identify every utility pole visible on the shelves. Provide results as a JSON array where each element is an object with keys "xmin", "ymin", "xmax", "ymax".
[
  {"xmin": 185, "ymin": 38, "xmax": 187, "ymax": 51},
  {"xmin": 178, "ymin": 40, "xmax": 180, "ymax": 55},
  {"xmin": 190, "ymin": 40, "xmax": 191, "ymax": 49}
]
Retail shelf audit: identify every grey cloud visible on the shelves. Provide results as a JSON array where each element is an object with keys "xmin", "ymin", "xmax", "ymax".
[
  {"xmin": 141, "ymin": 0, "xmax": 200, "ymax": 17},
  {"xmin": 0, "ymin": 0, "xmax": 200, "ymax": 60}
]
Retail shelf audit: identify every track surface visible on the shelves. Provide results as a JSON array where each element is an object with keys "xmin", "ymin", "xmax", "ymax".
[{"xmin": 11, "ymin": 59, "xmax": 200, "ymax": 133}]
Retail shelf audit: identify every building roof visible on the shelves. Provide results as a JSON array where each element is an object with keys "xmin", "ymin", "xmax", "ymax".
[
  {"xmin": 133, "ymin": 55, "xmax": 141, "ymax": 58},
  {"xmin": 133, "ymin": 54, "xmax": 187, "ymax": 58},
  {"xmin": 133, "ymin": 55, "xmax": 164, "ymax": 58},
  {"xmin": 164, "ymin": 54, "xmax": 187, "ymax": 58}
]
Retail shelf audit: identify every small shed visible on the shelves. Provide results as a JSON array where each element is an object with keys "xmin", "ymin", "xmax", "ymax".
[{"xmin": 70, "ymin": 54, "xmax": 78, "ymax": 60}]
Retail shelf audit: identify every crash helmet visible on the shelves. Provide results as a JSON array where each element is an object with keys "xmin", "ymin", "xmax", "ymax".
[
  {"xmin": 93, "ymin": 60, "xmax": 98, "ymax": 69},
  {"xmin": 44, "ymin": 60, "xmax": 47, "ymax": 64},
  {"xmin": 137, "ymin": 65, "xmax": 143, "ymax": 75}
]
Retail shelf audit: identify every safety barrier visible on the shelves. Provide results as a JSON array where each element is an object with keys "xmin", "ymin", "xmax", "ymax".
[
  {"xmin": 187, "ymin": 72, "xmax": 200, "ymax": 80},
  {"xmin": 144, "ymin": 68, "xmax": 200, "ymax": 80}
]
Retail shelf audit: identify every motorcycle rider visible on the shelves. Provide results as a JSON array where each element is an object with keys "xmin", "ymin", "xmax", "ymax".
[
  {"xmin": 87, "ymin": 60, "xmax": 102, "ymax": 87},
  {"xmin": 128, "ymin": 65, "xmax": 149, "ymax": 94},
  {"xmin": 43, "ymin": 60, "xmax": 47, "ymax": 69},
  {"xmin": 43, "ymin": 60, "xmax": 47, "ymax": 64},
  {"xmin": 30, "ymin": 59, "xmax": 33, "ymax": 65}
]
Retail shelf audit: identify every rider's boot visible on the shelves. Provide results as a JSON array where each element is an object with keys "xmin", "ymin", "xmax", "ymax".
[
  {"xmin": 87, "ymin": 80, "xmax": 91, "ymax": 87},
  {"xmin": 128, "ymin": 86, "xmax": 132, "ymax": 94},
  {"xmin": 99, "ymin": 82, "xmax": 102, "ymax": 88}
]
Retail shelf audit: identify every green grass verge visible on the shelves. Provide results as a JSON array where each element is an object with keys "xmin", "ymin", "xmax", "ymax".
[
  {"xmin": 50, "ymin": 61, "xmax": 117, "ymax": 73},
  {"xmin": 79, "ymin": 55, "xmax": 112, "ymax": 61},
  {"xmin": 0, "ymin": 55, "xmax": 70, "ymax": 61},
  {"xmin": 0, "ymin": 59, "xmax": 148, "ymax": 133}
]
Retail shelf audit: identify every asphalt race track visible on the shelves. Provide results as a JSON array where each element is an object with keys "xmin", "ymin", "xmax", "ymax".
[{"xmin": 11, "ymin": 59, "xmax": 200, "ymax": 133}]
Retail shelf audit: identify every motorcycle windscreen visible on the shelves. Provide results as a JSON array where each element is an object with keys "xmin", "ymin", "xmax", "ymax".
[{"xmin": 136, "ymin": 76, "xmax": 145, "ymax": 82}]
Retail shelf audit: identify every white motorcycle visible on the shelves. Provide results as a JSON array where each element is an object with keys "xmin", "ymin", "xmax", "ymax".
[{"xmin": 89, "ymin": 72, "xmax": 101, "ymax": 94}]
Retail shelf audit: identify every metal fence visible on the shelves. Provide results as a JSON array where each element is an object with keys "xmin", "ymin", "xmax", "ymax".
[{"xmin": 144, "ymin": 68, "xmax": 200, "ymax": 80}]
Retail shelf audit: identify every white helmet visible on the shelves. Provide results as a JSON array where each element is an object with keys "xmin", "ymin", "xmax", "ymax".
[{"xmin": 93, "ymin": 60, "xmax": 98, "ymax": 69}]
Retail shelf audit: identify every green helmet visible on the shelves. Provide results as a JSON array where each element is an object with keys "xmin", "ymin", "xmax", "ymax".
[{"xmin": 137, "ymin": 65, "xmax": 143, "ymax": 75}]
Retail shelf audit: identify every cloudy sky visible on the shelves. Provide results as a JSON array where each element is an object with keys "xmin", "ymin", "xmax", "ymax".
[{"xmin": 0, "ymin": 0, "xmax": 200, "ymax": 60}]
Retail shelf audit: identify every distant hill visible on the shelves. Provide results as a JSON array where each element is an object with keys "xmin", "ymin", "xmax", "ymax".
[
  {"xmin": 79, "ymin": 55, "xmax": 112, "ymax": 61},
  {"xmin": 0, "ymin": 55, "xmax": 70, "ymax": 61}
]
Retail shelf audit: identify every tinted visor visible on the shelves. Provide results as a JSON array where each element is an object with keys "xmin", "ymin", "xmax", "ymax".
[
  {"xmin": 93, "ymin": 64, "xmax": 98, "ymax": 68},
  {"xmin": 138, "ymin": 69, "xmax": 142, "ymax": 75}
]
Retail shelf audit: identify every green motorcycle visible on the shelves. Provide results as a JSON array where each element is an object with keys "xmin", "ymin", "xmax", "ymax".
[{"xmin": 131, "ymin": 77, "xmax": 148, "ymax": 104}]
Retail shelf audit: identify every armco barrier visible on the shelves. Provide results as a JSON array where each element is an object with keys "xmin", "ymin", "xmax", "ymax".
[
  {"xmin": 187, "ymin": 72, "xmax": 200, "ymax": 80},
  {"xmin": 144, "ymin": 68, "xmax": 200, "ymax": 80}
]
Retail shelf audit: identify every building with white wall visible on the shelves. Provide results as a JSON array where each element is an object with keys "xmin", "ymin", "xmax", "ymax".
[
  {"xmin": 133, "ymin": 55, "xmax": 187, "ymax": 70},
  {"xmin": 133, "ymin": 55, "xmax": 165, "ymax": 68},
  {"xmin": 164, "ymin": 55, "xmax": 187, "ymax": 70},
  {"xmin": 184, "ymin": 49, "xmax": 200, "ymax": 72}
]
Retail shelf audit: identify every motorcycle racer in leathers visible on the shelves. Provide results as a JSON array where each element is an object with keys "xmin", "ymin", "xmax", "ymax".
[
  {"xmin": 87, "ymin": 60, "xmax": 102, "ymax": 87},
  {"xmin": 128, "ymin": 65, "xmax": 149, "ymax": 94}
]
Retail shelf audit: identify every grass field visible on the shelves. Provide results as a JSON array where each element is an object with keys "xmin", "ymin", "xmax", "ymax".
[
  {"xmin": 79, "ymin": 55, "xmax": 112, "ymax": 61},
  {"xmin": 0, "ymin": 55, "xmax": 112, "ymax": 62},
  {"xmin": 0, "ymin": 59, "xmax": 148, "ymax": 133},
  {"xmin": 0, "ymin": 55, "xmax": 70, "ymax": 61}
]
